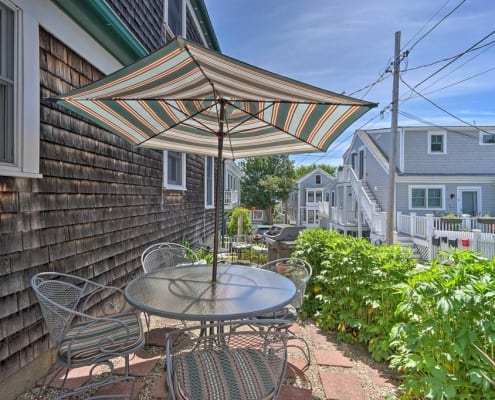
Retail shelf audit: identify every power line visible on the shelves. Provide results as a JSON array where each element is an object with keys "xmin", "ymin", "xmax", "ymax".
[
  {"xmin": 405, "ymin": 0, "xmax": 466, "ymax": 53},
  {"xmin": 422, "ymin": 66, "xmax": 495, "ymax": 96},
  {"xmin": 413, "ymin": 29, "xmax": 495, "ymax": 89},
  {"xmin": 401, "ymin": 39, "xmax": 495, "ymax": 73},
  {"xmin": 400, "ymin": 76, "xmax": 494, "ymax": 135}
]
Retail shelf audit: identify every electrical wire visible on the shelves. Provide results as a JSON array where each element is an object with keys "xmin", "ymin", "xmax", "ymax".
[
  {"xmin": 413, "ymin": 29, "xmax": 495, "ymax": 89},
  {"xmin": 406, "ymin": 0, "xmax": 466, "ymax": 53},
  {"xmin": 400, "ymin": 76, "xmax": 494, "ymax": 135}
]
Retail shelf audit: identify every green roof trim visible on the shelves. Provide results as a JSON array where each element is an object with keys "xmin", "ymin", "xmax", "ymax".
[
  {"xmin": 50, "ymin": 0, "xmax": 220, "ymax": 63},
  {"xmin": 50, "ymin": 0, "xmax": 147, "ymax": 65},
  {"xmin": 191, "ymin": 0, "xmax": 220, "ymax": 51}
]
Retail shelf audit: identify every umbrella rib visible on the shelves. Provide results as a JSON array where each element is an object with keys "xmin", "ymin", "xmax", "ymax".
[{"xmin": 137, "ymin": 100, "xmax": 220, "ymax": 145}]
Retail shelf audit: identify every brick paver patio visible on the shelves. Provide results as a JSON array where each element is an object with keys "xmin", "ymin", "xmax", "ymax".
[{"xmin": 19, "ymin": 320, "xmax": 400, "ymax": 400}]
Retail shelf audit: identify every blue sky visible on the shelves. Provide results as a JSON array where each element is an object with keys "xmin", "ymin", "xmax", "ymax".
[{"xmin": 203, "ymin": 0, "xmax": 495, "ymax": 166}]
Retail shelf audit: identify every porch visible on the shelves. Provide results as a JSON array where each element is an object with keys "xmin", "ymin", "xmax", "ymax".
[{"xmin": 395, "ymin": 213, "xmax": 495, "ymax": 261}]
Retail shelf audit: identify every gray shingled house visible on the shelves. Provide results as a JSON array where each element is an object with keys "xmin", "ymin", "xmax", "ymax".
[{"xmin": 0, "ymin": 1, "xmax": 219, "ymax": 398}]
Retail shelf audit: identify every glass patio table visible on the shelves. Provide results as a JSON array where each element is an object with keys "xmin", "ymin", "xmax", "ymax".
[{"xmin": 124, "ymin": 263, "xmax": 296, "ymax": 321}]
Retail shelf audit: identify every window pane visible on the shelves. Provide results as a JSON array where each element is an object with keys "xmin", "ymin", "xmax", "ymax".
[
  {"xmin": 0, "ymin": 4, "xmax": 15, "ymax": 163},
  {"xmin": 412, "ymin": 188, "xmax": 426, "ymax": 208},
  {"xmin": 167, "ymin": 151, "xmax": 182, "ymax": 185},
  {"xmin": 315, "ymin": 175, "xmax": 321, "ymax": 184},
  {"xmin": 168, "ymin": 0, "xmax": 182, "ymax": 36},
  {"xmin": 316, "ymin": 191, "xmax": 322, "ymax": 202},
  {"xmin": 431, "ymin": 135, "xmax": 443, "ymax": 152},
  {"xmin": 206, "ymin": 156, "xmax": 213, "ymax": 205},
  {"xmin": 307, "ymin": 191, "xmax": 314, "ymax": 202},
  {"xmin": 427, "ymin": 188, "xmax": 442, "ymax": 208}
]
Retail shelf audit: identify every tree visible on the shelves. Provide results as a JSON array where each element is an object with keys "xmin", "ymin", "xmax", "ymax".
[
  {"xmin": 295, "ymin": 163, "xmax": 336, "ymax": 178},
  {"xmin": 227, "ymin": 207, "xmax": 251, "ymax": 236},
  {"xmin": 239, "ymin": 155, "xmax": 296, "ymax": 224}
]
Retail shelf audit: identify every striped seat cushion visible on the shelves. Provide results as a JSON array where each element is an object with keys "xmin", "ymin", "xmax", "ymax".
[
  {"xmin": 173, "ymin": 348, "xmax": 279, "ymax": 400},
  {"xmin": 58, "ymin": 312, "xmax": 143, "ymax": 366}
]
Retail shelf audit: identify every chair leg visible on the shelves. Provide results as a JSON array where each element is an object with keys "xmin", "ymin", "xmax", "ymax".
[{"xmin": 287, "ymin": 330, "xmax": 311, "ymax": 371}]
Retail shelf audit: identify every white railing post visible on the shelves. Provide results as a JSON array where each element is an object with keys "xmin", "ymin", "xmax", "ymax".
[
  {"xmin": 472, "ymin": 229, "xmax": 481, "ymax": 253},
  {"xmin": 410, "ymin": 212, "xmax": 416, "ymax": 238},
  {"xmin": 425, "ymin": 214, "xmax": 434, "ymax": 261}
]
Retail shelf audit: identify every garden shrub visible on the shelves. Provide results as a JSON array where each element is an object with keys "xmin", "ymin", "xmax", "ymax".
[
  {"xmin": 390, "ymin": 250, "xmax": 495, "ymax": 399},
  {"xmin": 293, "ymin": 228, "xmax": 416, "ymax": 361}
]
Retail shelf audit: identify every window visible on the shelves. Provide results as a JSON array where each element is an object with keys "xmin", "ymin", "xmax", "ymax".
[
  {"xmin": 0, "ymin": 1, "xmax": 40, "ymax": 177},
  {"xmin": 315, "ymin": 174, "xmax": 321, "ymax": 184},
  {"xmin": 163, "ymin": 151, "xmax": 186, "ymax": 190},
  {"xmin": 307, "ymin": 209, "xmax": 318, "ymax": 225},
  {"xmin": 410, "ymin": 186, "xmax": 443, "ymax": 209},
  {"xmin": 166, "ymin": 0, "xmax": 183, "ymax": 36},
  {"xmin": 307, "ymin": 189, "xmax": 323, "ymax": 204},
  {"xmin": 331, "ymin": 191, "xmax": 335, "ymax": 207},
  {"xmin": 0, "ymin": 2, "xmax": 14, "ymax": 163},
  {"xmin": 428, "ymin": 131, "xmax": 446, "ymax": 154},
  {"xmin": 480, "ymin": 132, "xmax": 495, "ymax": 145},
  {"xmin": 204, "ymin": 156, "xmax": 214, "ymax": 208}
]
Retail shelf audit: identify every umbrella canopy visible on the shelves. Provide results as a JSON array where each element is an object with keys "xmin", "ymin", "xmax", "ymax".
[{"xmin": 50, "ymin": 37, "xmax": 376, "ymax": 280}]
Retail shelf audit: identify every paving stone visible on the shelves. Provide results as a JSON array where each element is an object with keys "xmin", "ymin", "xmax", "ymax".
[
  {"xmin": 286, "ymin": 357, "xmax": 309, "ymax": 379},
  {"xmin": 314, "ymin": 349, "xmax": 353, "ymax": 368},
  {"xmin": 319, "ymin": 371, "xmax": 366, "ymax": 400},
  {"xmin": 92, "ymin": 381, "xmax": 146, "ymax": 400},
  {"xmin": 147, "ymin": 327, "xmax": 172, "ymax": 347},
  {"xmin": 279, "ymin": 384, "xmax": 312, "ymax": 400},
  {"xmin": 150, "ymin": 374, "xmax": 168, "ymax": 398},
  {"xmin": 310, "ymin": 325, "xmax": 332, "ymax": 345},
  {"xmin": 367, "ymin": 365, "xmax": 398, "ymax": 388},
  {"xmin": 113, "ymin": 352, "xmax": 161, "ymax": 376},
  {"xmin": 40, "ymin": 366, "xmax": 91, "ymax": 389}
]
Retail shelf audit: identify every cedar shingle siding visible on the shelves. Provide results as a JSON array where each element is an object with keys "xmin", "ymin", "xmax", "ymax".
[
  {"xmin": 106, "ymin": 0, "xmax": 164, "ymax": 52},
  {"xmin": 0, "ymin": 26, "xmax": 215, "ymax": 384}
]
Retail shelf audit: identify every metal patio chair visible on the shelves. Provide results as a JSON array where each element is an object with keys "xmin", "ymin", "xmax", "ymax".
[
  {"xmin": 257, "ymin": 257, "xmax": 313, "ymax": 370},
  {"xmin": 31, "ymin": 272, "xmax": 145, "ymax": 399},
  {"xmin": 141, "ymin": 242, "xmax": 199, "ymax": 274},
  {"xmin": 141, "ymin": 243, "xmax": 200, "ymax": 339},
  {"xmin": 166, "ymin": 319, "xmax": 288, "ymax": 400}
]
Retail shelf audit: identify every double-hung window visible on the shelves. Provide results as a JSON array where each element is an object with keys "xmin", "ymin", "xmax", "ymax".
[
  {"xmin": 410, "ymin": 186, "xmax": 443, "ymax": 209},
  {"xmin": 164, "ymin": 150, "xmax": 186, "ymax": 190},
  {"xmin": 0, "ymin": 0, "xmax": 40, "ymax": 177},
  {"xmin": 204, "ymin": 156, "xmax": 214, "ymax": 208},
  {"xmin": 428, "ymin": 131, "xmax": 446, "ymax": 154}
]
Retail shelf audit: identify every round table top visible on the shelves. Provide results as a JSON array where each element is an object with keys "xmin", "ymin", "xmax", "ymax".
[{"xmin": 125, "ymin": 264, "xmax": 296, "ymax": 321}]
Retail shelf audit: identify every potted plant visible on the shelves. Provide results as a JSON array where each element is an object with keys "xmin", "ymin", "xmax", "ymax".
[
  {"xmin": 441, "ymin": 212, "xmax": 462, "ymax": 224},
  {"xmin": 478, "ymin": 212, "xmax": 495, "ymax": 224}
]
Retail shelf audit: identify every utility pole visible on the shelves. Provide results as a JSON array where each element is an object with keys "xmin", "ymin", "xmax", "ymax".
[{"xmin": 386, "ymin": 31, "xmax": 401, "ymax": 245}]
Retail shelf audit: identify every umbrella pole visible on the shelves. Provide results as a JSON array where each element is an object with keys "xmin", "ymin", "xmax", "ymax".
[{"xmin": 212, "ymin": 101, "xmax": 226, "ymax": 282}]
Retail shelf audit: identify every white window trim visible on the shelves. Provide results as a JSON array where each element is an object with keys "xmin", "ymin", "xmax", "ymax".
[
  {"xmin": 306, "ymin": 188, "xmax": 324, "ymax": 204},
  {"xmin": 0, "ymin": 0, "xmax": 40, "ymax": 178},
  {"xmin": 427, "ymin": 130, "xmax": 447, "ymax": 155},
  {"xmin": 204, "ymin": 155, "xmax": 214, "ymax": 209},
  {"xmin": 409, "ymin": 184, "xmax": 445, "ymax": 210},
  {"xmin": 163, "ymin": 150, "xmax": 187, "ymax": 190}
]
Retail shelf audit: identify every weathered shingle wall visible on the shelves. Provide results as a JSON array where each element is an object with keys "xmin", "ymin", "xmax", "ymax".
[
  {"xmin": 0, "ymin": 27, "xmax": 215, "ymax": 382},
  {"xmin": 106, "ymin": 0, "xmax": 164, "ymax": 52}
]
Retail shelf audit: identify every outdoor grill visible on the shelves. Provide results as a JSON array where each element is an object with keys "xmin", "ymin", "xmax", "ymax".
[{"xmin": 264, "ymin": 224, "xmax": 305, "ymax": 261}]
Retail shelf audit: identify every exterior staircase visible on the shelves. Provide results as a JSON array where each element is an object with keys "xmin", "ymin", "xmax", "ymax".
[{"xmin": 394, "ymin": 233, "xmax": 424, "ymax": 262}]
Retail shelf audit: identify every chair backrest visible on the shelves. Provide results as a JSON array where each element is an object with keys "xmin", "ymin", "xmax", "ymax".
[
  {"xmin": 141, "ymin": 243, "xmax": 198, "ymax": 273},
  {"xmin": 31, "ymin": 272, "xmax": 88, "ymax": 343},
  {"xmin": 259, "ymin": 258, "xmax": 312, "ymax": 310}
]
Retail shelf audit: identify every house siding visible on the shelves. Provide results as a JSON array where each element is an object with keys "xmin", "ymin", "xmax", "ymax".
[
  {"xmin": 0, "ymin": 26, "xmax": 215, "ymax": 391},
  {"xmin": 106, "ymin": 0, "xmax": 164, "ymax": 53},
  {"xmin": 363, "ymin": 149, "xmax": 389, "ymax": 210}
]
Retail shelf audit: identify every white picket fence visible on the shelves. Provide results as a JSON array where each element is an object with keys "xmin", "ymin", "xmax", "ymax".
[{"xmin": 395, "ymin": 213, "xmax": 495, "ymax": 261}]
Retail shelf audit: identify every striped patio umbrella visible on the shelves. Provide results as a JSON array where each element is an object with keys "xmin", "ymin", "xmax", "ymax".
[{"xmin": 51, "ymin": 37, "xmax": 376, "ymax": 280}]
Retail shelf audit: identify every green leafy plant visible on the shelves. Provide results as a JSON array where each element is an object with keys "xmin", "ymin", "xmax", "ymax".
[
  {"xmin": 390, "ymin": 250, "xmax": 495, "ymax": 399},
  {"xmin": 227, "ymin": 207, "xmax": 251, "ymax": 235}
]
